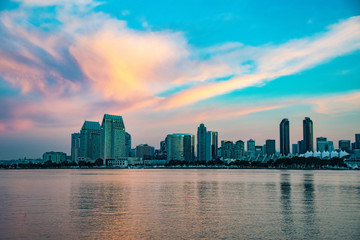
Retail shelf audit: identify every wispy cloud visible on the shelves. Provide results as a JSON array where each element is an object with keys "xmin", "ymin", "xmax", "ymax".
[{"xmin": 0, "ymin": 0, "xmax": 359, "ymax": 136}]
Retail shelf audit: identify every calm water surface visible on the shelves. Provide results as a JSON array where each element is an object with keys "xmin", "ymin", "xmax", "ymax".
[{"xmin": 0, "ymin": 169, "xmax": 359, "ymax": 239}]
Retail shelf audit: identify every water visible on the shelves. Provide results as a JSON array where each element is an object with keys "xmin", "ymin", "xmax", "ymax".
[{"xmin": 0, "ymin": 169, "xmax": 359, "ymax": 239}]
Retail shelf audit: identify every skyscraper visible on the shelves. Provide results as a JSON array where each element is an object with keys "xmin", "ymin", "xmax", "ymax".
[
  {"xmin": 125, "ymin": 132, "xmax": 131, "ymax": 157},
  {"xmin": 279, "ymin": 118, "xmax": 290, "ymax": 156},
  {"xmin": 234, "ymin": 140, "xmax": 245, "ymax": 160},
  {"xmin": 266, "ymin": 139, "xmax": 276, "ymax": 155},
  {"xmin": 221, "ymin": 140, "xmax": 234, "ymax": 159},
  {"xmin": 80, "ymin": 121, "xmax": 101, "ymax": 162},
  {"xmin": 292, "ymin": 144, "xmax": 298, "ymax": 155},
  {"xmin": 298, "ymin": 140, "xmax": 305, "ymax": 154},
  {"xmin": 247, "ymin": 139, "xmax": 255, "ymax": 157},
  {"xmin": 316, "ymin": 137, "xmax": 327, "ymax": 152},
  {"xmin": 166, "ymin": 133, "xmax": 194, "ymax": 162},
  {"xmin": 303, "ymin": 117, "xmax": 314, "ymax": 152},
  {"xmin": 339, "ymin": 140, "xmax": 351, "ymax": 152},
  {"xmin": 355, "ymin": 134, "xmax": 360, "ymax": 149},
  {"xmin": 100, "ymin": 114, "xmax": 126, "ymax": 160},
  {"xmin": 71, "ymin": 133, "xmax": 80, "ymax": 163},
  {"xmin": 197, "ymin": 123, "xmax": 207, "ymax": 161},
  {"xmin": 206, "ymin": 131, "xmax": 218, "ymax": 162}
]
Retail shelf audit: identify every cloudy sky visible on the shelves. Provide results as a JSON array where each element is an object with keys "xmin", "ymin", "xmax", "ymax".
[{"xmin": 0, "ymin": 0, "xmax": 359, "ymax": 159}]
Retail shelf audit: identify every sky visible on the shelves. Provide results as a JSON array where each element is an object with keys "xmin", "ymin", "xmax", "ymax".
[{"xmin": 0, "ymin": 0, "xmax": 360, "ymax": 160}]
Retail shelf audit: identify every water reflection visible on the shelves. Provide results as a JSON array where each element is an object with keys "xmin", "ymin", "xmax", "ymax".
[
  {"xmin": 280, "ymin": 173, "xmax": 295, "ymax": 236},
  {"xmin": 302, "ymin": 173, "xmax": 320, "ymax": 238}
]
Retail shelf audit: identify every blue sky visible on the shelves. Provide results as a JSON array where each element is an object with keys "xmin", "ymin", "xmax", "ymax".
[{"xmin": 0, "ymin": 0, "xmax": 359, "ymax": 159}]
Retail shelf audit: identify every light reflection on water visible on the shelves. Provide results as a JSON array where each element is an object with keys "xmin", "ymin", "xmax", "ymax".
[{"xmin": 0, "ymin": 169, "xmax": 360, "ymax": 239}]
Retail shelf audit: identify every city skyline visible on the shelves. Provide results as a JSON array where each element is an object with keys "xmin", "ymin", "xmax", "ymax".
[{"xmin": 0, "ymin": 1, "xmax": 360, "ymax": 159}]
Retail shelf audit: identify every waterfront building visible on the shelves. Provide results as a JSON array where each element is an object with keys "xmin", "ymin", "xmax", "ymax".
[
  {"xmin": 292, "ymin": 144, "xmax": 298, "ymax": 155},
  {"xmin": 265, "ymin": 139, "xmax": 276, "ymax": 156},
  {"xmin": 125, "ymin": 132, "xmax": 131, "ymax": 157},
  {"xmin": 355, "ymin": 134, "xmax": 360, "ymax": 149},
  {"xmin": 279, "ymin": 118, "xmax": 290, "ymax": 156},
  {"xmin": 221, "ymin": 140, "xmax": 234, "ymax": 159},
  {"xmin": 43, "ymin": 151, "xmax": 67, "ymax": 163},
  {"xmin": 339, "ymin": 140, "xmax": 351, "ymax": 152},
  {"xmin": 255, "ymin": 145, "xmax": 264, "ymax": 157},
  {"xmin": 71, "ymin": 133, "xmax": 80, "ymax": 163},
  {"xmin": 136, "ymin": 144, "xmax": 155, "ymax": 159},
  {"xmin": 234, "ymin": 140, "xmax": 245, "ymax": 160},
  {"xmin": 298, "ymin": 140, "xmax": 305, "ymax": 154},
  {"xmin": 197, "ymin": 123, "xmax": 207, "ymax": 161},
  {"xmin": 316, "ymin": 137, "xmax": 328, "ymax": 152},
  {"xmin": 247, "ymin": 139, "xmax": 255, "ymax": 157},
  {"xmin": 166, "ymin": 133, "xmax": 195, "ymax": 162},
  {"xmin": 80, "ymin": 121, "xmax": 101, "ymax": 162},
  {"xmin": 206, "ymin": 131, "xmax": 218, "ymax": 162},
  {"xmin": 100, "ymin": 114, "xmax": 126, "ymax": 161},
  {"xmin": 303, "ymin": 117, "xmax": 314, "ymax": 152}
]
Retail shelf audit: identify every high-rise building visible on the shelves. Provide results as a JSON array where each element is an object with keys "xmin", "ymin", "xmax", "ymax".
[
  {"xmin": 206, "ymin": 131, "xmax": 218, "ymax": 162},
  {"xmin": 339, "ymin": 140, "xmax": 351, "ymax": 152},
  {"xmin": 71, "ymin": 133, "xmax": 80, "ymax": 163},
  {"xmin": 166, "ymin": 134, "xmax": 195, "ymax": 162},
  {"xmin": 80, "ymin": 121, "xmax": 101, "ymax": 162},
  {"xmin": 221, "ymin": 140, "xmax": 234, "ymax": 159},
  {"xmin": 125, "ymin": 132, "xmax": 131, "ymax": 157},
  {"xmin": 265, "ymin": 139, "xmax": 276, "ymax": 155},
  {"xmin": 247, "ymin": 139, "xmax": 255, "ymax": 156},
  {"xmin": 100, "ymin": 114, "xmax": 126, "ymax": 160},
  {"xmin": 316, "ymin": 137, "xmax": 328, "ymax": 152},
  {"xmin": 292, "ymin": 144, "xmax": 298, "ymax": 155},
  {"xmin": 303, "ymin": 117, "xmax": 314, "ymax": 152},
  {"xmin": 234, "ymin": 140, "xmax": 245, "ymax": 160},
  {"xmin": 197, "ymin": 123, "xmax": 207, "ymax": 161},
  {"xmin": 279, "ymin": 118, "xmax": 290, "ymax": 156},
  {"xmin": 136, "ymin": 144, "xmax": 154, "ymax": 159},
  {"xmin": 298, "ymin": 140, "xmax": 305, "ymax": 154},
  {"xmin": 355, "ymin": 134, "xmax": 360, "ymax": 149}
]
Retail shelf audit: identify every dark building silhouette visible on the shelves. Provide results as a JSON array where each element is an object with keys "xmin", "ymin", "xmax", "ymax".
[
  {"xmin": 303, "ymin": 117, "xmax": 314, "ymax": 152},
  {"xmin": 197, "ymin": 123, "xmax": 207, "ymax": 161},
  {"xmin": 356, "ymin": 134, "xmax": 360, "ymax": 149},
  {"xmin": 279, "ymin": 118, "xmax": 290, "ymax": 156},
  {"xmin": 298, "ymin": 140, "xmax": 305, "ymax": 154},
  {"xmin": 266, "ymin": 139, "xmax": 276, "ymax": 155},
  {"xmin": 338, "ymin": 140, "xmax": 351, "ymax": 152}
]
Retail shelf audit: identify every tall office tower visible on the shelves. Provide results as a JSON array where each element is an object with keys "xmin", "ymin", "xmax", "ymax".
[
  {"xmin": 184, "ymin": 134, "xmax": 195, "ymax": 162},
  {"xmin": 166, "ymin": 134, "xmax": 195, "ymax": 162},
  {"xmin": 298, "ymin": 140, "xmax": 305, "ymax": 154},
  {"xmin": 339, "ymin": 140, "xmax": 351, "ymax": 152},
  {"xmin": 221, "ymin": 140, "xmax": 234, "ymax": 159},
  {"xmin": 197, "ymin": 123, "xmax": 207, "ymax": 161},
  {"xmin": 279, "ymin": 118, "xmax": 290, "ymax": 156},
  {"xmin": 79, "ymin": 121, "xmax": 101, "ymax": 161},
  {"xmin": 71, "ymin": 133, "xmax": 81, "ymax": 162},
  {"xmin": 206, "ymin": 131, "xmax": 218, "ymax": 162},
  {"xmin": 303, "ymin": 117, "xmax": 314, "ymax": 152},
  {"xmin": 136, "ymin": 144, "xmax": 155, "ymax": 159},
  {"xmin": 292, "ymin": 144, "xmax": 298, "ymax": 155},
  {"xmin": 100, "ymin": 114, "xmax": 126, "ymax": 160},
  {"xmin": 356, "ymin": 134, "xmax": 360, "ymax": 149},
  {"xmin": 234, "ymin": 140, "xmax": 245, "ymax": 160},
  {"xmin": 316, "ymin": 137, "xmax": 328, "ymax": 152},
  {"xmin": 265, "ymin": 139, "xmax": 276, "ymax": 155},
  {"xmin": 247, "ymin": 139, "xmax": 255, "ymax": 156},
  {"xmin": 125, "ymin": 132, "xmax": 131, "ymax": 157}
]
